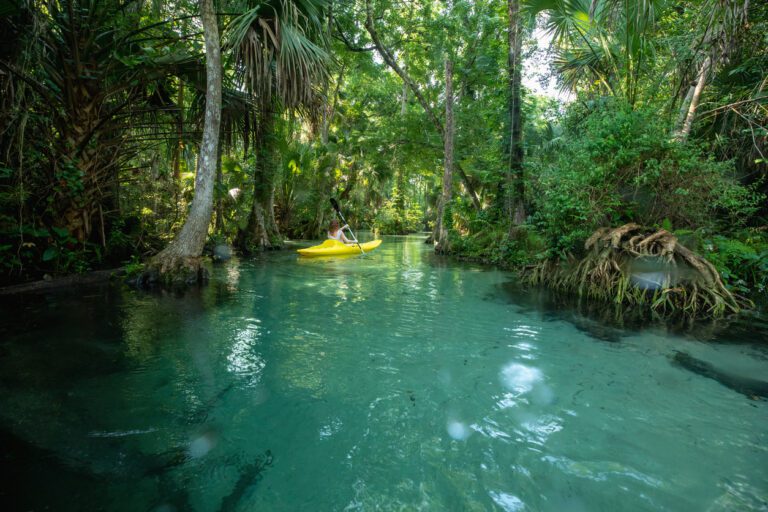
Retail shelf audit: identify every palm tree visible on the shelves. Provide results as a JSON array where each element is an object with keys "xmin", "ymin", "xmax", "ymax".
[
  {"xmin": 226, "ymin": 0, "xmax": 330, "ymax": 252},
  {"xmin": 0, "ymin": 0, "xmax": 197, "ymax": 262},
  {"xmin": 435, "ymin": 58, "xmax": 454, "ymax": 253},
  {"xmin": 529, "ymin": 0, "xmax": 662, "ymax": 106},
  {"xmin": 674, "ymin": 0, "xmax": 750, "ymax": 139}
]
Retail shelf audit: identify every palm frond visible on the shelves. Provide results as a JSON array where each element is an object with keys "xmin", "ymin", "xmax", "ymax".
[{"xmin": 225, "ymin": 0, "xmax": 329, "ymax": 112}]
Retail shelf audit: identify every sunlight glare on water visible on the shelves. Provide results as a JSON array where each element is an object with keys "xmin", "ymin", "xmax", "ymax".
[{"xmin": 0, "ymin": 234, "xmax": 766, "ymax": 511}]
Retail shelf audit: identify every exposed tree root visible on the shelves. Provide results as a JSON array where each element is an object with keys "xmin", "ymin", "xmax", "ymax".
[
  {"xmin": 526, "ymin": 224, "xmax": 752, "ymax": 318},
  {"xmin": 140, "ymin": 254, "xmax": 208, "ymax": 288},
  {"xmin": 236, "ymin": 203, "xmax": 284, "ymax": 254}
]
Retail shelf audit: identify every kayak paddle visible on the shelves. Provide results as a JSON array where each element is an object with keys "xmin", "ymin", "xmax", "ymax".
[{"xmin": 330, "ymin": 198, "xmax": 365, "ymax": 255}]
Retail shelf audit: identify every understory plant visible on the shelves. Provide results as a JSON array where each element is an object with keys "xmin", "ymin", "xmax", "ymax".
[
  {"xmin": 529, "ymin": 100, "xmax": 759, "ymax": 257},
  {"xmin": 701, "ymin": 229, "xmax": 768, "ymax": 296}
]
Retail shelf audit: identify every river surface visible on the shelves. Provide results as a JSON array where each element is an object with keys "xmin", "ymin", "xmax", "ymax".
[{"xmin": 1, "ymin": 235, "xmax": 767, "ymax": 511}]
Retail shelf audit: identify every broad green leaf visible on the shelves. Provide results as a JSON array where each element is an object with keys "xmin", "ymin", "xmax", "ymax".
[{"xmin": 42, "ymin": 247, "xmax": 58, "ymax": 261}]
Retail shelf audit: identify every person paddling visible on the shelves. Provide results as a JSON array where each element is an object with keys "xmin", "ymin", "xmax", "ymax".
[{"xmin": 328, "ymin": 219, "xmax": 352, "ymax": 244}]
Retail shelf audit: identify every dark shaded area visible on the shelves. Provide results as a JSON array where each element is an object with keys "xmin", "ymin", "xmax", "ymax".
[
  {"xmin": 497, "ymin": 280, "xmax": 768, "ymax": 345},
  {"xmin": 0, "ymin": 269, "xmax": 125, "ymax": 296},
  {"xmin": 0, "ymin": 426, "xmax": 107, "ymax": 511},
  {"xmin": 0, "ymin": 284, "xmax": 129, "ymax": 390},
  {"xmin": 219, "ymin": 450, "xmax": 274, "ymax": 512},
  {"xmin": 144, "ymin": 448, "xmax": 192, "ymax": 478},
  {"xmin": 0, "ymin": 282, "xmax": 125, "ymax": 341},
  {"xmin": 672, "ymin": 351, "xmax": 768, "ymax": 400},
  {"xmin": 187, "ymin": 384, "xmax": 235, "ymax": 425},
  {"xmin": 0, "ymin": 280, "xmax": 245, "ymax": 511}
]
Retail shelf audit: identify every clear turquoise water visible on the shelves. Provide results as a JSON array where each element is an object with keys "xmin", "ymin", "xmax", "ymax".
[{"xmin": 1, "ymin": 235, "xmax": 767, "ymax": 511}]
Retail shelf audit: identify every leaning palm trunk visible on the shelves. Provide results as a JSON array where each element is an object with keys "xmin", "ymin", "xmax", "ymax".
[
  {"xmin": 150, "ymin": 0, "xmax": 221, "ymax": 284},
  {"xmin": 676, "ymin": 56, "xmax": 712, "ymax": 140},
  {"xmin": 674, "ymin": 0, "xmax": 750, "ymax": 139},
  {"xmin": 526, "ymin": 224, "xmax": 751, "ymax": 318}
]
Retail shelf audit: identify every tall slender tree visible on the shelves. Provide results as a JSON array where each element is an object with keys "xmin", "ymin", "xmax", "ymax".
[
  {"xmin": 675, "ymin": 0, "xmax": 750, "ymax": 139},
  {"xmin": 227, "ymin": 0, "xmax": 329, "ymax": 252},
  {"xmin": 151, "ymin": 0, "xmax": 221, "ymax": 283},
  {"xmin": 508, "ymin": 0, "xmax": 526, "ymax": 225},
  {"xmin": 435, "ymin": 59, "xmax": 455, "ymax": 253}
]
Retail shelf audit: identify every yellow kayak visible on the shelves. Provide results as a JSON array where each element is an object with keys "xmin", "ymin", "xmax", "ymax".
[{"xmin": 297, "ymin": 239, "xmax": 382, "ymax": 257}]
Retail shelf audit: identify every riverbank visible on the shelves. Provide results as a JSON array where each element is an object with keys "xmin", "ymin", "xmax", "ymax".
[{"xmin": 0, "ymin": 268, "xmax": 125, "ymax": 296}]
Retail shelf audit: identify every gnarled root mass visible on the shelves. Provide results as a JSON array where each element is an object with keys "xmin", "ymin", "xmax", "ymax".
[
  {"xmin": 138, "ymin": 254, "xmax": 209, "ymax": 288},
  {"xmin": 526, "ymin": 223, "xmax": 752, "ymax": 318}
]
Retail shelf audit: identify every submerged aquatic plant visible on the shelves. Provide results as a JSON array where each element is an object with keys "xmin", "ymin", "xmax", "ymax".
[{"xmin": 526, "ymin": 223, "xmax": 753, "ymax": 318}]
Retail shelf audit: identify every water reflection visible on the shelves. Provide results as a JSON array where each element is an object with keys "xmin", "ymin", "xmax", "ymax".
[
  {"xmin": 319, "ymin": 417, "xmax": 343, "ymax": 440},
  {"xmin": 489, "ymin": 491, "xmax": 525, "ymax": 511},
  {"xmin": 542, "ymin": 455, "xmax": 663, "ymax": 487},
  {"xmin": 446, "ymin": 420, "xmax": 471, "ymax": 441},
  {"xmin": 188, "ymin": 427, "xmax": 218, "ymax": 459},
  {"xmin": 225, "ymin": 258, "xmax": 241, "ymax": 291},
  {"xmin": 519, "ymin": 414, "xmax": 563, "ymax": 445},
  {"xmin": 500, "ymin": 362, "xmax": 542, "ymax": 395},
  {"xmin": 472, "ymin": 419, "xmax": 512, "ymax": 442},
  {"xmin": 498, "ymin": 278, "xmax": 768, "ymax": 343},
  {"xmin": 227, "ymin": 318, "xmax": 265, "ymax": 386},
  {"xmin": 504, "ymin": 324, "xmax": 540, "ymax": 339}
]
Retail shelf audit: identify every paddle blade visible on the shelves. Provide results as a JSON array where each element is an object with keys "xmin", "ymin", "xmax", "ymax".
[{"xmin": 330, "ymin": 198, "xmax": 340, "ymax": 213}]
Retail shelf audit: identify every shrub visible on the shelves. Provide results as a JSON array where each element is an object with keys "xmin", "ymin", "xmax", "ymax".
[
  {"xmin": 702, "ymin": 230, "xmax": 768, "ymax": 296},
  {"xmin": 530, "ymin": 100, "xmax": 760, "ymax": 257}
]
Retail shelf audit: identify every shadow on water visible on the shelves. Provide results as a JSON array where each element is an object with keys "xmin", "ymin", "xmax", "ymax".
[
  {"xmin": 495, "ymin": 280, "xmax": 768, "ymax": 402},
  {"xmin": 672, "ymin": 351, "xmax": 768, "ymax": 400},
  {"xmin": 497, "ymin": 280, "xmax": 768, "ymax": 346},
  {"xmin": 0, "ymin": 279, "xmax": 253, "ymax": 510},
  {"xmin": 218, "ymin": 449, "xmax": 274, "ymax": 512},
  {"xmin": 0, "ymin": 426, "xmax": 106, "ymax": 510}
]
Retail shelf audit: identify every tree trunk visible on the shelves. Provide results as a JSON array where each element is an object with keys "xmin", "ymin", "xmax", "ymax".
[
  {"xmin": 401, "ymin": 67, "xmax": 408, "ymax": 116},
  {"xmin": 321, "ymin": 63, "xmax": 345, "ymax": 145},
  {"xmin": 435, "ymin": 59, "xmax": 454, "ymax": 254},
  {"xmin": 307, "ymin": 202, "xmax": 327, "ymax": 240},
  {"xmin": 508, "ymin": 0, "xmax": 526, "ymax": 226},
  {"xmin": 150, "ymin": 0, "xmax": 221, "ymax": 284},
  {"xmin": 174, "ymin": 79, "xmax": 184, "ymax": 181},
  {"xmin": 237, "ymin": 106, "xmax": 283, "ymax": 252},
  {"xmin": 677, "ymin": 56, "xmax": 711, "ymax": 141},
  {"xmin": 214, "ymin": 141, "xmax": 224, "ymax": 234},
  {"xmin": 173, "ymin": 79, "xmax": 184, "ymax": 221},
  {"xmin": 674, "ymin": 83, "xmax": 696, "ymax": 134}
]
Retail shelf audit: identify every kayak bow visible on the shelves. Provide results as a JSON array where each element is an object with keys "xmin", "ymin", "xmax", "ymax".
[{"xmin": 297, "ymin": 239, "xmax": 382, "ymax": 257}]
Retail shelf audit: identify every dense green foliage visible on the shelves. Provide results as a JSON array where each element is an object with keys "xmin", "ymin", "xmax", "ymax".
[
  {"xmin": 530, "ymin": 100, "xmax": 758, "ymax": 256},
  {"xmin": 0, "ymin": 0, "xmax": 766, "ymax": 304}
]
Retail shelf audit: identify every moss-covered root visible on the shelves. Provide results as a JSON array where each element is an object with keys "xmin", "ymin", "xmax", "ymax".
[
  {"xmin": 527, "ymin": 224, "xmax": 752, "ymax": 318},
  {"xmin": 140, "ymin": 255, "xmax": 209, "ymax": 288}
]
